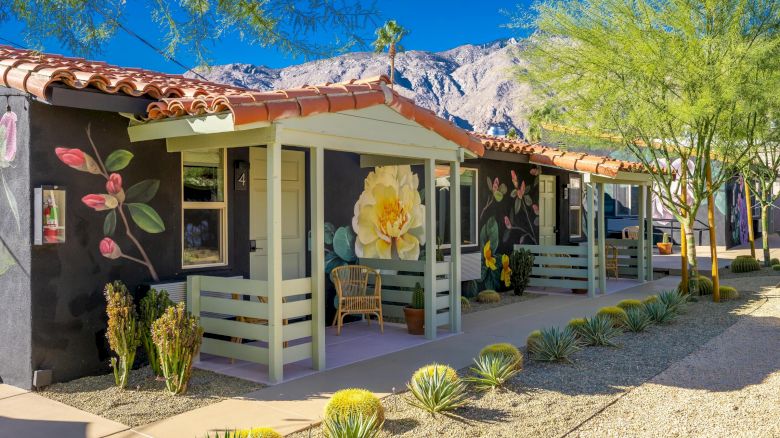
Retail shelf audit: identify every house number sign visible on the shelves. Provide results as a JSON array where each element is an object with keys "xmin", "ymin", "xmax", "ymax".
[{"xmin": 234, "ymin": 160, "xmax": 249, "ymax": 191}]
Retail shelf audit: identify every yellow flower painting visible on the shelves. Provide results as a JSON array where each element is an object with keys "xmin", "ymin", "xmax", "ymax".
[
  {"xmin": 352, "ymin": 165, "xmax": 425, "ymax": 260},
  {"xmin": 483, "ymin": 241, "xmax": 497, "ymax": 270},
  {"xmin": 500, "ymin": 254, "xmax": 512, "ymax": 287}
]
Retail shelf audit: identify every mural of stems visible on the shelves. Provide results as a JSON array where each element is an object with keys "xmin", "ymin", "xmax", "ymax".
[{"xmin": 56, "ymin": 123, "xmax": 164, "ymax": 281}]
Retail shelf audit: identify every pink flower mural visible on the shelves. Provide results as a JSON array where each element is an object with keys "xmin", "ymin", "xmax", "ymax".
[
  {"xmin": 0, "ymin": 110, "xmax": 20, "ymax": 234},
  {"xmin": 56, "ymin": 124, "xmax": 163, "ymax": 281}
]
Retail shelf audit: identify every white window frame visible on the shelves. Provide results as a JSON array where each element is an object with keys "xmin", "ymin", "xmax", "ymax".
[
  {"xmin": 569, "ymin": 175, "xmax": 583, "ymax": 239},
  {"xmin": 181, "ymin": 148, "xmax": 229, "ymax": 269},
  {"xmin": 435, "ymin": 165, "xmax": 479, "ymax": 249}
]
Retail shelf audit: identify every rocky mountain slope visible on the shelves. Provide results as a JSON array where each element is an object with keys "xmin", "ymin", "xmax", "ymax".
[{"xmin": 189, "ymin": 38, "xmax": 535, "ymax": 135}]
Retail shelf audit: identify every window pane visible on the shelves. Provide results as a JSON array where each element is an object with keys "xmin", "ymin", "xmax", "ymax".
[
  {"xmin": 615, "ymin": 185, "xmax": 631, "ymax": 216},
  {"xmin": 183, "ymin": 150, "xmax": 224, "ymax": 202},
  {"xmin": 569, "ymin": 177, "xmax": 581, "ymax": 207},
  {"xmin": 183, "ymin": 209, "xmax": 223, "ymax": 266},
  {"xmin": 569, "ymin": 207, "xmax": 582, "ymax": 237},
  {"xmin": 435, "ymin": 167, "xmax": 477, "ymax": 246}
]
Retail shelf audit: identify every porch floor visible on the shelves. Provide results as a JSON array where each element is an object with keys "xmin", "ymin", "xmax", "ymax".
[
  {"xmin": 195, "ymin": 321, "xmax": 454, "ymax": 385},
  {"xmin": 526, "ymin": 278, "xmax": 643, "ymax": 297}
]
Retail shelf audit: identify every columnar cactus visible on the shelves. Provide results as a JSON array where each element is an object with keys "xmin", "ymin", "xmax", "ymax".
[
  {"xmin": 139, "ymin": 288, "xmax": 173, "ymax": 377},
  {"xmin": 152, "ymin": 303, "xmax": 203, "ymax": 395},
  {"xmin": 411, "ymin": 282, "xmax": 425, "ymax": 309},
  {"xmin": 104, "ymin": 281, "xmax": 141, "ymax": 389}
]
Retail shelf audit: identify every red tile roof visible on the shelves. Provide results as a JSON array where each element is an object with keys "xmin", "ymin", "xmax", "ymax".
[
  {"xmin": 0, "ymin": 45, "xmax": 484, "ymax": 156},
  {"xmin": 0, "ymin": 45, "xmax": 251, "ymax": 101},
  {"xmin": 477, "ymin": 134, "xmax": 647, "ymax": 178},
  {"xmin": 146, "ymin": 76, "xmax": 485, "ymax": 155}
]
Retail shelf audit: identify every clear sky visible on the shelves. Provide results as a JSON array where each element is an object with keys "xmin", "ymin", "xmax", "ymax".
[{"xmin": 1, "ymin": 1, "xmax": 532, "ymax": 73}]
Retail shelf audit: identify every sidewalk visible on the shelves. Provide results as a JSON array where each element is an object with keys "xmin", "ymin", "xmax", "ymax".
[{"xmin": 126, "ymin": 276, "xmax": 678, "ymax": 438}]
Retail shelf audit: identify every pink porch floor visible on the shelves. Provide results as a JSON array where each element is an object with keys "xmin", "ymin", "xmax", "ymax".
[
  {"xmin": 525, "ymin": 278, "xmax": 642, "ymax": 297},
  {"xmin": 195, "ymin": 321, "xmax": 454, "ymax": 385}
]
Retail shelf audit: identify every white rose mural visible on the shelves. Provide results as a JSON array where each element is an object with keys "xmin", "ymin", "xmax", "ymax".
[{"xmin": 352, "ymin": 165, "xmax": 426, "ymax": 260}]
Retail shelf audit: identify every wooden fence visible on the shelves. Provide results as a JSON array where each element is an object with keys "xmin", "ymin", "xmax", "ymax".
[
  {"xmin": 359, "ymin": 258, "xmax": 452, "ymax": 327},
  {"xmin": 517, "ymin": 244, "xmax": 590, "ymax": 292},
  {"xmin": 597, "ymin": 239, "xmax": 641, "ymax": 279}
]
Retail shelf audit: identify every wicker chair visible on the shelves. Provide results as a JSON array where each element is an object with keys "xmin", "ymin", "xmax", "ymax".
[
  {"xmin": 622, "ymin": 226, "xmax": 639, "ymax": 240},
  {"xmin": 330, "ymin": 265, "xmax": 384, "ymax": 336},
  {"xmin": 605, "ymin": 244, "xmax": 620, "ymax": 279}
]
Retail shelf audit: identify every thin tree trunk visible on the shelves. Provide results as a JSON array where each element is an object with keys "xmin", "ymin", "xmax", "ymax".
[
  {"xmin": 762, "ymin": 203, "xmax": 770, "ymax": 266},
  {"xmin": 745, "ymin": 178, "xmax": 756, "ymax": 258},
  {"xmin": 685, "ymin": 224, "xmax": 698, "ymax": 294},
  {"xmin": 706, "ymin": 160, "xmax": 720, "ymax": 302},
  {"xmin": 389, "ymin": 44, "xmax": 396, "ymax": 88},
  {"xmin": 679, "ymin": 172, "xmax": 689, "ymax": 293}
]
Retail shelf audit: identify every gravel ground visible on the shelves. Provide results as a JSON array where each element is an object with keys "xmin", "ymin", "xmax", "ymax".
[
  {"xmin": 463, "ymin": 290, "xmax": 541, "ymax": 314},
  {"xmin": 39, "ymin": 366, "xmax": 262, "ymax": 427},
  {"xmin": 572, "ymin": 276, "xmax": 780, "ymax": 437},
  {"xmin": 290, "ymin": 274, "xmax": 777, "ymax": 438}
]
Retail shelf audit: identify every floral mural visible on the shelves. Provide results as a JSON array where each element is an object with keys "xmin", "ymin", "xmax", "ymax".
[
  {"xmin": 55, "ymin": 124, "xmax": 164, "ymax": 281},
  {"xmin": 0, "ymin": 109, "xmax": 19, "ymax": 276},
  {"xmin": 479, "ymin": 165, "xmax": 540, "ymax": 291},
  {"xmin": 352, "ymin": 165, "xmax": 425, "ymax": 260}
]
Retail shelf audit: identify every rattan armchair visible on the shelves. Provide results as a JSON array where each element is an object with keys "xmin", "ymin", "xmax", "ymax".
[
  {"xmin": 605, "ymin": 243, "xmax": 620, "ymax": 279},
  {"xmin": 330, "ymin": 265, "xmax": 384, "ymax": 336}
]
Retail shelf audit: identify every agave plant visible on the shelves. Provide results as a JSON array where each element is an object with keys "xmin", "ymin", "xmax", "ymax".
[
  {"xmin": 658, "ymin": 290, "xmax": 688, "ymax": 314},
  {"xmin": 465, "ymin": 354, "xmax": 520, "ymax": 391},
  {"xmin": 529, "ymin": 326, "xmax": 581, "ymax": 363},
  {"xmin": 405, "ymin": 365, "xmax": 467, "ymax": 417},
  {"xmin": 623, "ymin": 307, "xmax": 652, "ymax": 332},
  {"xmin": 576, "ymin": 315, "xmax": 622, "ymax": 347},
  {"xmin": 322, "ymin": 412, "xmax": 382, "ymax": 438},
  {"xmin": 643, "ymin": 301, "xmax": 676, "ymax": 324}
]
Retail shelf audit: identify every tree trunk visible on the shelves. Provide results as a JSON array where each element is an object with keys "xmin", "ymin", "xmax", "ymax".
[
  {"xmin": 762, "ymin": 203, "xmax": 770, "ymax": 266},
  {"xmin": 745, "ymin": 179, "xmax": 756, "ymax": 258},
  {"xmin": 679, "ymin": 172, "xmax": 689, "ymax": 294},
  {"xmin": 389, "ymin": 44, "xmax": 396, "ymax": 88},
  {"xmin": 706, "ymin": 160, "xmax": 720, "ymax": 302},
  {"xmin": 685, "ymin": 223, "xmax": 698, "ymax": 294}
]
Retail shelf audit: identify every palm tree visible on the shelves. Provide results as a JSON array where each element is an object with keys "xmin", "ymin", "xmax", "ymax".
[{"xmin": 372, "ymin": 20, "xmax": 409, "ymax": 87}]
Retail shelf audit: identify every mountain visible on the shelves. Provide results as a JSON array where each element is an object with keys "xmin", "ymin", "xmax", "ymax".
[{"xmin": 188, "ymin": 38, "xmax": 536, "ymax": 135}]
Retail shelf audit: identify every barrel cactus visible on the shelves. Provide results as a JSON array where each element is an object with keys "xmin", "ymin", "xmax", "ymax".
[
  {"xmin": 412, "ymin": 364, "xmax": 459, "ymax": 384},
  {"xmin": 595, "ymin": 306, "xmax": 627, "ymax": 327},
  {"xmin": 719, "ymin": 286, "xmax": 740, "ymax": 301},
  {"xmin": 616, "ymin": 299, "xmax": 643, "ymax": 310},
  {"xmin": 479, "ymin": 343, "xmax": 523, "ymax": 370},
  {"xmin": 566, "ymin": 317, "xmax": 588, "ymax": 335},
  {"xmin": 477, "ymin": 290, "xmax": 501, "ymax": 303},
  {"xmin": 324, "ymin": 388, "xmax": 384, "ymax": 426},
  {"xmin": 679, "ymin": 276, "xmax": 713, "ymax": 296},
  {"xmin": 771, "ymin": 258, "xmax": 780, "ymax": 266},
  {"xmin": 730, "ymin": 255, "xmax": 760, "ymax": 273},
  {"xmin": 526, "ymin": 329, "xmax": 542, "ymax": 351}
]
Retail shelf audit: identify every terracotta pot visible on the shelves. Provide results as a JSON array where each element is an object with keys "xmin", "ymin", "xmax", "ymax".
[
  {"xmin": 657, "ymin": 242, "xmax": 673, "ymax": 255},
  {"xmin": 403, "ymin": 307, "xmax": 424, "ymax": 335}
]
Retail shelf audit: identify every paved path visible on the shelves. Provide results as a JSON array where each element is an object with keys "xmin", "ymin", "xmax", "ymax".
[{"xmin": 569, "ymin": 283, "xmax": 780, "ymax": 437}]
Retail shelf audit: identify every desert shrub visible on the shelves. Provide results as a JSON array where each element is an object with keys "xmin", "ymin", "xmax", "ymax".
[
  {"xmin": 526, "ymin": 330, "xmax": 542, "ymax": 351},
  {"xmin": 658, "ymin": 289, "xmax": 688, "ymax": 314},
  {"xmin": 771, "ymin": 258, "xmax": 780, "ymax": 266},
  {"xmin": 325, "ymin": 389, "xmax": 384, "ymax": 428},
  {"xmin": 205, "ymin": 429, "xmax": 282, "ymax": 438},
  {"xmin": 642, "ymin": 295, "xmax": 659, "ymax": 304},
  {"xmin": 774, "ymin": 264, "xmax": 780, "ymax": 271},
  {"xmin": 730, "ymin": 255, "xmax": 760, "ymax": 273},
  {"xmin": 719, "ymin": 286, "xmax": 740, "ymax": 301},
  {"xmin": 466, "ymin": 354, "xmax": 520, "ymax": 391},
  {"xmin": 460, "ymin": 296, "xmax": 471, "ymax": 311},
  {"xmin": 323, "ymin": 412, "xmax": 382, "ymax": 438},
  {"xmin": 566, "ymin": 317, "xmax": 588, "ymax": 334},
  {"xmin": 406, "ymin": 363, "xmax": 466, "ymax": 417},
  {"xmin": 576, "ymin": 316, "xmax": 622, "ymax": 347},
  {"xmin": 477, "ymin": 290, "xmax": 501, "ymax": 303},
  {"xmin": 479, "ymin": 343, "xmax": 523, "ymax": 370},
  {"xmin": 623, "ymin": 307, "xmax": 651, "ymax": 332},
  {"xmin": 643, "ymin": 301, "xmax": 676, "ymax": 324},
  {"xmin": 595, "ymin": 306, "xmax": 627, "ymax": 327},
  {"xmin": 139, "ymin": 288, "xmax": 173, "ymax": 377},
  {"xmin": 616, "ymin": 299, "xmax": 643, "ymax": 310},
  {"xmin": 528, "ymin": 327, "xmax": 581, "ymax": 363},
  {"xmin": 509, "ymin": 248, "xmax": 534, "ymax": 295},
  {"xmin": 151, "ymin": 302, "xmax": 203, "ymax": 395},
  {"xmin": 104, "ymin": 281, "xmax": 141, "ymax": 389}
]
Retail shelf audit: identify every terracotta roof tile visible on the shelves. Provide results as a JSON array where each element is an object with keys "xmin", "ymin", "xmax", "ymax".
[{"xmin": 477, "ymin": 134, "xmax": 647, "ymax": 178}]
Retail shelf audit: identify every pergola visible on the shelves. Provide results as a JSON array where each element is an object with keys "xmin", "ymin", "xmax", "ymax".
[{"xmin": 128, "ymin": 78, "xmax": 482, "ymax": 382}]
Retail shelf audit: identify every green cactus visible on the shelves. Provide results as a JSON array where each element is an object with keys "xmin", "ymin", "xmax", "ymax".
[
  {"xmin": 509, "ymin": 248, "xmax": 534, "ymax": 296},
  {"xmin": 770, "ymin": 258, "xmax": 779, "ymax": 266},
  {"xmin": 662, "ymin": 232, "xmax": 670, "ymax": 244},
  {"xmin": 104, "ymin": 281, "xmax": 141, "ymax": 389},
  {"xmin": 151, "ymin": 303, "xmax": 203, "ymax": 395},
  {"xmin": 730, "ymin": 255, "xmax": 760, "ymax": 273},
  {"xmin": 411, "ymin": 282, "xmax": 424, "ymax": 309},
  {"xmin": 139, "ymin": 288, "xmax": 173, "ymax": 377}
]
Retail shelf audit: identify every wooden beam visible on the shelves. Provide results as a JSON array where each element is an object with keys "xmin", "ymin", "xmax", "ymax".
[
  {"xmin": 585, "ymin": 178, "xmax": 596, "ymax": 297},
  {"xmin": 637, "ymin": 186, "xmax": 646, "ymax": 282},
  {"xmin": 359, "ymin": 156, "xmax": 424, "ymax": 168},
  {"xmin": 597, "ymin": 182, "xmax": 607, "ymax": 294},
  {"xmin": 310, "ymin": 146, "xmax": 326, "ymax": 370},
  {"xmin": 267, "ymin": 141, "xmax": 284, "ymax": 383},
  {"xmin": 449, "ymin": 160, "xmax": 462, "ymax": 333},
  {"xmin": 165, "ymin": 126, "xmax": 277, "ymax": 152},
  {"xmin": 424, "ymin": 158, "xmax": 437, "ymax": 339}
]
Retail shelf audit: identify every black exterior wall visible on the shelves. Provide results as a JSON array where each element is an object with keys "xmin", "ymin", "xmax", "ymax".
[{"xmin": 0, "ymin": 89, "xmax": 33, "ymax": 388}]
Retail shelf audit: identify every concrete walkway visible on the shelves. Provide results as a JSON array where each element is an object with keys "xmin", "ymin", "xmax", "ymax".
[{"xmin": 123, "ymin": 276, "xmax": 677, "ymax": 438}]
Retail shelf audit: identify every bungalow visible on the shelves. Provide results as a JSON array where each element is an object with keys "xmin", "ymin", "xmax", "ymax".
[{"xmin": 0, "ymin": 45, "xmax": 653, "ymax": 389}]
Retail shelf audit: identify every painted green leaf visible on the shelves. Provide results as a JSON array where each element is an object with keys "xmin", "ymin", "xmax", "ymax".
[
  {"xmin": 524, "ymin": 194, "xmax": 533, "ymax": 206},
  {"xmin": 104, "ymin": 150, "xmax": 134, "ymax": 172},
  {"xmin": 493, "ymin": 191, "xmax": 504, "ymax": 202},
  {"xmin": 126, "ymin": 203, "xmax": 165, "ymax": 234},
  {"xmin": 0, "ymin": 241, "xmax": 14, "ymax": 276},
  {"xmin": 514, "ymin": 198, "xmax": 522, "ymax": 214},
  {"xmin": 325, "ymin": 252, "xmax": 347, "ymax": 276},
  {"xmin": 324, "ymin": 222, "xmax": 336, "ymax": 246},
  {"xmin": 479, "ymin": 217, "xmax": 499, "ymax": 251},
  {"xmin": 332, "ymin": 226, "xmax": 356, "ymax": 262},
  {"xmin": 125, "ymin": 179, "xmax": 160, "ymax": 203},
  {"xmin": 104, "ymin": 209, "xmax": 116, "ymax": 236},
  {"xmin": 499, "ymin": 183, "xmax": 508, "ymax": 195}
]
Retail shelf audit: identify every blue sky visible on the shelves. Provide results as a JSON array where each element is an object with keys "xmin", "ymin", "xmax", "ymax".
[{"xmin": 1, "ymin": 1, "xmax": 532, "ymax": 73}]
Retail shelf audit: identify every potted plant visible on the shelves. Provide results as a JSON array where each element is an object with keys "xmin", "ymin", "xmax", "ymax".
[
  {"xmin": 657, "ymin": 232, "xmax": 672, "ymax": 255},
  {"xmin": 403, "ymin": 282, "xmax": 425, "ymax": 335}
]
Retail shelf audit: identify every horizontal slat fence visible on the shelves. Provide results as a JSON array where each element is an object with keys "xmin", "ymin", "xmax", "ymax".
[
  {"xmin": 516, "ymin": 244, "xmax": 590, "ymax": 292},
  {"xmin": 359, "ymin": 258, "xmax": 451, "ymax": 326},
  {"xmin": 593, "ymin": 239, "xmax": 640, "ymax": 279}
]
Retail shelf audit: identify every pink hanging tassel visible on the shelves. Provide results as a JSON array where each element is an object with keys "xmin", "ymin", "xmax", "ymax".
[{"xmin": 0, "ymin": 111, "xmax": 17, "ymax": 163}]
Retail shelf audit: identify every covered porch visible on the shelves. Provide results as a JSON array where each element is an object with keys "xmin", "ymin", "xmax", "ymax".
[{"xmin": 128, "ymin": 78, "xmax": 481, "ymax": 383}]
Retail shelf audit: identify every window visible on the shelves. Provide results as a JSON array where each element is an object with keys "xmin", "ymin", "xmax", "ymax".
[
  {"xmin": 182, "ymin": 149, "xmax": 227, "ymax": 267},
  {"xmin": 569, "ymin": 176, "xmax": 583, "ymax": 238},
  {"xmin": 613, "ymin": 184, "xmax": 640, "ymax": 216},
  {"xmin": 435, "ymin": 166, "xmax": 478, "ymax": 248}
]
